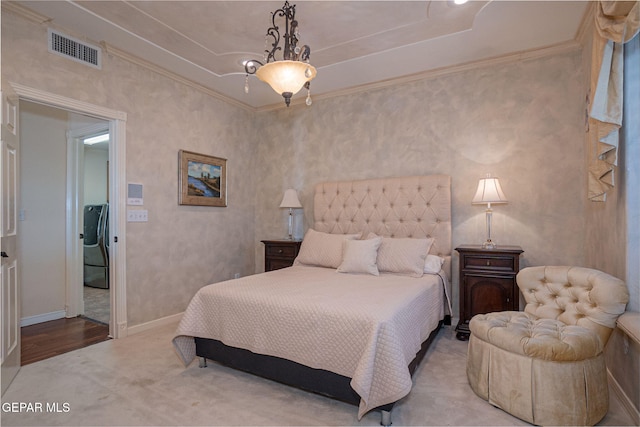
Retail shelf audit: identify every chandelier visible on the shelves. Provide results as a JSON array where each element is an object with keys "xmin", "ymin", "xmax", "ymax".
[{"xmin": 244, "ymin": 1, "xmax": 317, "ymax": 107}]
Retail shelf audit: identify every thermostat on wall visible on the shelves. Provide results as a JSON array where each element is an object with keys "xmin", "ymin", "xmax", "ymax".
[{"xmin": 127, "ymin": 183, "xmax": 143, "ymax": 205}]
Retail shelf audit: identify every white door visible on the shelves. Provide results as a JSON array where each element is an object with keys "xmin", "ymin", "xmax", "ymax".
[{"xmin": 1, "ymin": 84, "xmax": 20, "ymax": 395}]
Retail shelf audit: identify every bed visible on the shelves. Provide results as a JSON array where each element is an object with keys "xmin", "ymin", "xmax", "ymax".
[{"xmin": 173, "ymin": 174, "xmax": 452, "ymax": 424}]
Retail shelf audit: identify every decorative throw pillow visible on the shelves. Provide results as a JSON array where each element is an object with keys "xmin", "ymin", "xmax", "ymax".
[
  {"xmin": 337, "ymin": 236, "xmax": 382, "ymax": 276},
  {"xmin": 368, "ymin": 233, "xmax": 433, "ymax": 278},
  {"xmin": 424, "ymin": 254, "xmax": 445, "ymax": 274},
  {"xmin": 294, "ymin": 229, "xmax": 361, "ymax": 268}
]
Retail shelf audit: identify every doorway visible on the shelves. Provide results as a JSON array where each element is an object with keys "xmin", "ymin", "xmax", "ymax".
[
  {"xmin": 19, "ymin": 101, "xmax": 110, "ymax": 331},
  {"xmin": 11, "ymin": 82, "xmax": 128, "ymax": 344}
]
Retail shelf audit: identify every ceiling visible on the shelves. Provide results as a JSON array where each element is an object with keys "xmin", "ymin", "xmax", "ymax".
[{"xmin": 13, "ymin": 1, "xmax": 589, "ymax": 111}]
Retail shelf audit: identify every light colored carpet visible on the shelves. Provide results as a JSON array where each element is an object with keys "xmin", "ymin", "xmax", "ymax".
[
  {"xmin": 83, "ymin": 286, "xmax": 109, "ymax": 325},
  {"xmin": 1, "ymin": 322, "xmax": 634, "ymax": 426}
]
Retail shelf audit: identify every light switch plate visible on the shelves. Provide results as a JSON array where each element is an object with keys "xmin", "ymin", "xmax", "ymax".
[{"xmin": 127, "ymin": 210, "xmax": 148, "ymax": 222}]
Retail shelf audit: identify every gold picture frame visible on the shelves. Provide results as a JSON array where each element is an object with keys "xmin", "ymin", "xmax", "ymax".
[{"xmin": 178, "ymin": 150, "xmax": 227, "ymax": 207}]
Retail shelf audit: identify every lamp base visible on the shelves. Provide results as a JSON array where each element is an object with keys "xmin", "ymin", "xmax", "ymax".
[{"xmin": 482, "ymin": 240, "xmax": 497, "ymax": 249}]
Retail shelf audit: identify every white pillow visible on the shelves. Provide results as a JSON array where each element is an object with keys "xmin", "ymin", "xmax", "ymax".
[
  {"xmin": 424, "ymin": 254, "xmax": 445, "ymax": 274},
  {"xmin": 337, "ymin": 237, "xmax": 382, "ymax": 276},
  {"xmin": 368, "ymin": 233, "xmax": 434, "ymax": 278},
  {"xmin": 295, "ymin": 229, "xmax": 361, "ymax": 268}
]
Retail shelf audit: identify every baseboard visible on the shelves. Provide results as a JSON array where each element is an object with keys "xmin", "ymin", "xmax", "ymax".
[
  {"xmin": 608, "ymin": 368, "xmax": 640, "ymax": 425},
  {"xmin": 21, "ymin": 310, "xmax": 66, "ymax": 327},
  {"xmin": 126, "ymin": 312, "xmax": 183, "ymax": 336}
]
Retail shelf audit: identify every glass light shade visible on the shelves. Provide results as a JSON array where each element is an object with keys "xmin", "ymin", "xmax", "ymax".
[
  {"xmin": 472, "ymin": 177, "xmax": 508, "ymax": 205},
  {"xmin": 256, "ymin": 61, "xmax": 317, "ymax": 96}
]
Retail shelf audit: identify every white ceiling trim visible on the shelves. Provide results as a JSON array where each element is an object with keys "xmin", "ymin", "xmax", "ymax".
[
  {"xmin": 256, "ymin": 39, "xmax": 584, "ymax": 112},
  {"xmin": 93, "ymin": 37, "xmax": 584, "ymax": 114},
  {"xmin": 4, "ymin": 1, "xmax": 590, "ymax": 114},
  {"xmin": 101, "ymin": 43, "xmax": 249, "ymax": 111}
]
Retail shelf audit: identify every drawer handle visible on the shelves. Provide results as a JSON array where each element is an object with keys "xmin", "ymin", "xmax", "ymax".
[
  {"xmin": 278, "ymin": 249, "xmax": 283, "ymax": 254},
  {"xmin": 486, "ymin": 260, "xmax": 491, "ymax": 266}
]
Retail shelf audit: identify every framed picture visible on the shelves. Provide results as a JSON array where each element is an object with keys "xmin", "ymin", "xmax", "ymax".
[{"xmin": 178, "ymin": 150, "xmax": 227, "ymax": 207}]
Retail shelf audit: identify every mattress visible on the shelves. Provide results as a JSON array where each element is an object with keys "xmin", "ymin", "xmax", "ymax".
[{"xmin": 173, "ymin": 265, "xmax": 445, "ymax": 417}]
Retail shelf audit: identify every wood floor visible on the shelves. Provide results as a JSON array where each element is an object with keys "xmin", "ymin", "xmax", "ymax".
[{"xmin": 21, "ymin": 317, "xmax": 111, "ymax": 365}]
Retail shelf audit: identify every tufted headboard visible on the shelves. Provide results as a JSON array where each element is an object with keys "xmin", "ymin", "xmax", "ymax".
[{"xmin": 313, "ymin": 175, "xmax": 452, "ymax": 277}]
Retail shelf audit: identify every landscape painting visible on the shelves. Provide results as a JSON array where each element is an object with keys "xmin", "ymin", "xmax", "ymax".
[{"xmin": 179, "ymin": 150, "xmax": 227, "ymax": 207}]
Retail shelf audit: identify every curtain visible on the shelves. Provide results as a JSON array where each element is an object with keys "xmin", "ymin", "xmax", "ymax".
[{"xmin": 588, "ymin": 1, "xmax": 640, "ymax": 201}]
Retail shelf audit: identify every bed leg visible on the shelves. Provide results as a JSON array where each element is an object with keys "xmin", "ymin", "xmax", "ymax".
[
  {"xmin": 380, "ymin": 410, "xmax": 391, "ymax": 426},
  {"xmin": 198, "ymin": 357, "xmax": 207, "ymax": 368}
]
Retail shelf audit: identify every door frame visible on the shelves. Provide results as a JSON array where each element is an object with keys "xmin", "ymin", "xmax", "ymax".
[
  {"xmin": 66, "ymin": 123, "xmax": 109, "ymax": 319},
  {"xmin": 10, "ymin": 82, "xmax": 129, "ymax": 338}
]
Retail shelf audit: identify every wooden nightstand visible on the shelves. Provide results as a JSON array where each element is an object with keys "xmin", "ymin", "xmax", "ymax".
[
  {"xmin": 261, "ymin": 240, "xmax": 302, "ymax": 271},
  {"xmin": 455, "ymin": 245, "xmax": 524, "ymax": 340}
]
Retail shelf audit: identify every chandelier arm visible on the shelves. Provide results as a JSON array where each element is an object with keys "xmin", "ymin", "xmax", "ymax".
[
  {"xmin": 299, "ymin": 45, "xmax": 311, "ymax": 62},
  {"xmin": 244, "ymin": 60, "xmax": 263, "ymax": 75},
  {"xmin": 265, "ymin": 26, "xmax": 281, "ymax": 63}
]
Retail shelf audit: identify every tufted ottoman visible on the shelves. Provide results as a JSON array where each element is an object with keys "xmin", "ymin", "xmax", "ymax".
[{"xmin": 466, "ymin": 266, "xmax": 629, "ymax": 426}]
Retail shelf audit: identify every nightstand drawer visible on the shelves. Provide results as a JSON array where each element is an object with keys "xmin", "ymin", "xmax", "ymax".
[
  {"xmin": 464, "ymin": 255, "xmax": 515, "ymax": 272},
  {"xmin": 261, "ymin": 240, "xmax": 302, "ymax": 272},
  {"xmin": 266, "ymin": 244, "xmax": 298, "ymax": 258}
]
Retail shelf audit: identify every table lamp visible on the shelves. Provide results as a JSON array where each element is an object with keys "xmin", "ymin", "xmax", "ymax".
[
  {"xmin": 472, "ymin": 174, "xmax": 508, "ymax": 249},
  {"xmin": 279, "ymin": 189, "xmax": 302, "ymax": 240}
]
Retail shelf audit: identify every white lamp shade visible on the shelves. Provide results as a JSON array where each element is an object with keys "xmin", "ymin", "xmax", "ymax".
[
  {"xmin": 472, "ymin": 177, "xmax": 508, "ymax": 204},
  {"xmin": 256, "ymin": 61, "xmax": 317, "ymax": 96},
  {"xmin": 279, "ymin": 189, "xmax": 302, "ymax": 209}
]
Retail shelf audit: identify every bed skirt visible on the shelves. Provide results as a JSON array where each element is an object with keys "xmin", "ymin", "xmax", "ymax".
[{"xmin": 195, "ymin": 319, "xmax": 444, "ymax": 413}]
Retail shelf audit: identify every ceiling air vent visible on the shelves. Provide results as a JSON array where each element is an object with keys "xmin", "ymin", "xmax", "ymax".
[{"xmin": 48, "ymin": 28, "xmax": 102, "ymax": 69}]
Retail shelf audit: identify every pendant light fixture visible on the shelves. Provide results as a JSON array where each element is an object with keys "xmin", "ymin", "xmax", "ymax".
[{"xmin": 243, "ymin": 1, "xmax": 317, "ymax": 107}]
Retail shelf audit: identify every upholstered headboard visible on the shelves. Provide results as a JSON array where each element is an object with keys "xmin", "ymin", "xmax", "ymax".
[{"xmin": 313, "ymin": 175, "xmax": 452, "ymax": 276}]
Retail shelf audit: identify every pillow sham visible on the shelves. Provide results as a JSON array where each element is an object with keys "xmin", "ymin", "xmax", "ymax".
[
  {"xmin": 368, "ymin": 233, "xmax": 434, "ymax": 278},
  {"xmin": 337, "ymin": 236, "xmax": 382, "ymax": 276},
  {"xmin": 294, "ymin": 229, "xmax": 361, "ymax": 268},
  {"xmin": 424, "ymin": 254, "xmax": 445, "ymax": 274}
]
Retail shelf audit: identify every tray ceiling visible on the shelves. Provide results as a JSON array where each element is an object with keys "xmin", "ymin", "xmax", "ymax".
[{"xmin": 13, "ymin": 1, "xmax": 589, "ymax": 110}]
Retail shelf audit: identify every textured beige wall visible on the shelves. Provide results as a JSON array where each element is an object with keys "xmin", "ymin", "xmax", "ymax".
[
  {"xmin": 253, "ymin": 51, "xmax": 587, "ymax": 319},
  {"xmin": 18, "ymin": 102, "xmax": 68, "ymax": 320},
  {"xmin": 3, "ymin": 12, "xmax": 258, "ymax": 326}
]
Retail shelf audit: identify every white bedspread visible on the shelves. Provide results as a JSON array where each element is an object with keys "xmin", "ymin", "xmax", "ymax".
[{"xmin": 172, "ymin": 265, "xmax": 444, "ymax": 418}]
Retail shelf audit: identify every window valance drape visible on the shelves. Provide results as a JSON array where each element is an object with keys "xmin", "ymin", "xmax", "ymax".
[{"xmin": 588, "ymin": 0, "xmax": 640, "ymax": 201}]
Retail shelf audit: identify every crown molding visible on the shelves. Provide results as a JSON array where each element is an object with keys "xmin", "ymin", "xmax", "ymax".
[
  {"xmin": 4, "ymin": 2, "xmax": 585, "ymax": 114},
  {"xmin": 575, "ymin": 1, "xmax": 595, "ymax": 47},
  {"xmin": 101, "ymin": 43, "xmax": 255, "ymax": 113},
  {"xmin": 2, "ymin": 1, "xmax": 51, "ymax": 24},
  {"xmin": 256, "ymin": 39, "xmax": 583, "ymax": 113}
]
